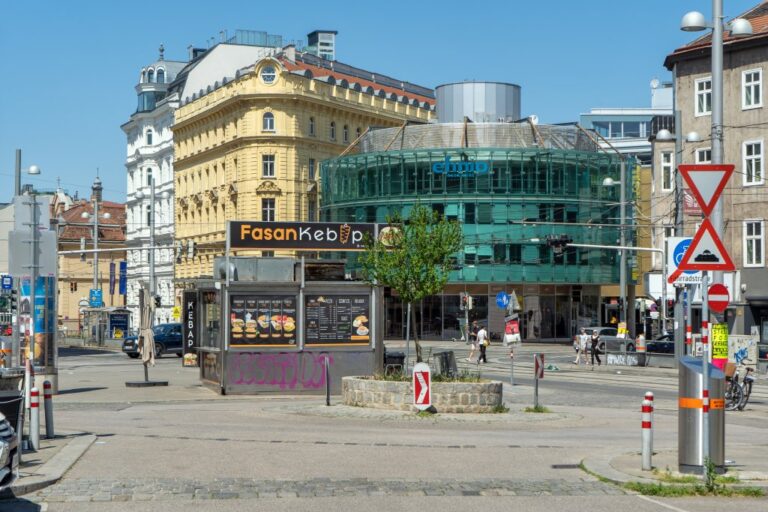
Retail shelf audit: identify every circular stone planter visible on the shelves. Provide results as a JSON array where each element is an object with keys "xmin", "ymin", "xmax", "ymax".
[{"xmin": 342, "ymin": 376, "xmax": 503, "ymax": 413}]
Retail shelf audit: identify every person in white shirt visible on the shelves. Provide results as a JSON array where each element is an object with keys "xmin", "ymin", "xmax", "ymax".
[
  {"xmin": 573, "ymin": 327, "xmax": 589, "ymax": 365},
  {"xmin": 476, "ymin": 324, "xmax": 488, "ymax": 363}
]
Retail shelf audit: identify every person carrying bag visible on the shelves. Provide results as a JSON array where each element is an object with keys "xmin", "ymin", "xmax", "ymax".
[{"xmin": 590, "ymin": 330, "xmax": 602, "ymax": 368}]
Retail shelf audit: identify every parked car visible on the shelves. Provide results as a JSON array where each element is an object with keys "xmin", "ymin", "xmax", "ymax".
[
  {"xmin": 574, "ymin": 326, "xmax": 636, "ymax": 353},
  {"xmin": 645, "ymin": 336, "xmax": 675, "ymax": 354},
  {"xmin": 0, "ymin": 412, "xmax": 19, "ymax": 492},
  {"xmin": 122, "ymin": 323, "xmax": 183, "ymax": 359}
]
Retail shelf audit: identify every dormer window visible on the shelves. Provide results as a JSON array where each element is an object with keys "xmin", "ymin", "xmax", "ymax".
[
  {"xmin": 261, "ymin": 65, "xmax": 277, "ymax": 84},
  {"xmin": 146, "ymin": 129, "xmax": 153, "ymax": 145},
  {"xmin": 156, "ymin": 68, "xmax": 165, "ymax": 83},
  {"xmin": 147, "ymin": 69, "xmax": 155, "ymax": 83}
]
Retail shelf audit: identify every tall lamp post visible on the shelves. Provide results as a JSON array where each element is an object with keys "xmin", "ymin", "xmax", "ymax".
[
  {"xmin": 135, "ymin": 177, "xmax": 169, "ymax": 325},
  {"xmin": 81, "ymin": 206, "xmax": 111, "ymax": 345},
  {"xmin": 21, "ymin": 164, "xmax": 41, "ymax": 371},
  {"xmin": 680, "ymin": 5, "xmax": 753, "ymax": 286},
  {"xmin": 602, "ymin": 162, "xmax": 627, "ymax": 327}
]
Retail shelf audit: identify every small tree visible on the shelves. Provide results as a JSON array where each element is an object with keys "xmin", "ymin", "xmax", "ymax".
[{"xmin": 360, "ymin": 204, "xmax": 463, "ymax": 362}]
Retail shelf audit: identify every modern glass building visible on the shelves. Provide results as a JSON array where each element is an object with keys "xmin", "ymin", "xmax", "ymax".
[{"xmin": 321, "ymin": 122, "xmax": 634, "ymax": 341}]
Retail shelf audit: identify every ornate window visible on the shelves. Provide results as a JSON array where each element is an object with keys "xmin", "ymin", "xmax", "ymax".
[{"xmin": 262, "ymin": 112, "xmax": 275, "ymax": 132}]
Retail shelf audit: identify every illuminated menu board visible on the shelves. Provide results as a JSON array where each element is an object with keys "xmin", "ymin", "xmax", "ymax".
[
  {"xmin": 229, "ymin": 295, "xmax": 297, "ymax": 346},
  {"xmin": 305, "ymin": 295, "xmax": 370, "ymax": 345}
]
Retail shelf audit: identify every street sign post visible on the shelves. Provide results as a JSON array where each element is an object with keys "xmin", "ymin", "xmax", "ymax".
[
  {"xmin": 88, "ymin": 289, "xmax": 102, "ymax": 308},
  {"xmin": 533, "ymin": 353, "xmax": 544, "ymax": 409},
  {"xmin": 707, "ymin": 283, "xmax": 730, "ymax": 314},
  {"xmin": 412, "ymin": 362, "xmax": 431, "ymax": 411}
]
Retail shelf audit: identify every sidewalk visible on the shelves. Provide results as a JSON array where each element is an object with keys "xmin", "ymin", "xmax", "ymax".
[
  {"xmin": 4, "ymin": 432, "xmax": 95, "ymax": 497},
  {"xmin": 583, "ymin": 442, "xmax": 768, "ymax": 488}
]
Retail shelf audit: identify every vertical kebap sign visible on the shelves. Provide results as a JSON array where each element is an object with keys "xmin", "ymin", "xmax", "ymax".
[
  {"xmin": 227, "ymin": 221, "xmax": 377, "ymax": 251},
  {"xmin": 182, "ymin": 291, "xmax": 198, "ymax": 367}
]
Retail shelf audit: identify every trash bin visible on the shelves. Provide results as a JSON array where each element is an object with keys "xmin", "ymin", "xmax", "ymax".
[
  {"xmin": 434, "ymin": 351, "xmax": 458, "ymax": 378},
  {"xmin": 678, "ymin": 356, "xmax": 725, "ymax": 474},
  {"xmin": 384, "ymin": 351, "xmax": 405, "ymax": 375}
]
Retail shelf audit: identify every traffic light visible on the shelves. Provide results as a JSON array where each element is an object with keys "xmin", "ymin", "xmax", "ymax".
[
  {"xmin": 666, "ymin": 299, "xmax": 675, "ymax": 318},
  {"xmin": 9, "ymin": 290, "xmax": 17, "ymax": 313},
  {"xmin": 459, "ymin": 292, "xmax": 467, "ymax": 311},
  {"xmin": 154, "ymin": 295, "xmax": 161, "ymax": 308}
]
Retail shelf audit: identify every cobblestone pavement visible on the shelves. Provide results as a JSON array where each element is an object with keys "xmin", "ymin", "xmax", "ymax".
[{"xmin": 31, "ymin": 477, "xmax": 625, "ymax": 503}]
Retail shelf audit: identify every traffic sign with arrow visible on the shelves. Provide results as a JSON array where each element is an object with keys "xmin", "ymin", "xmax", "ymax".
[{"xmin": 412, "ymin": 362, "xmax": 431, "ymax": 411}]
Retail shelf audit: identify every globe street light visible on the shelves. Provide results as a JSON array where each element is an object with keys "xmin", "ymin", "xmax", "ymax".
[
  {"xmin": 681, "ymin": 3, "xmax": 753, "ymax": 286},
  {"xmin": 602, "ymin": 164, "xmax": 627, "ymax": 329}
]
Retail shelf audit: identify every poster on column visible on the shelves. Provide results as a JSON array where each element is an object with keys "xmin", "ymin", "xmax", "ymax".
[
  {"xmin": 710, "ymin": 323, "xmax": 728, "ymax": 370},
  {"xmin": 504, "ymin": 316, "xmax": 521, "ymax": 346}
]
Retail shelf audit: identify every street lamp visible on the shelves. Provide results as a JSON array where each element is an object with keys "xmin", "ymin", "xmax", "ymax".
[
  {"xmin": 80, "ymin": 210, "xmax": 111, "ymax": 294},
  {"xmin": 681, "ymin": 3, "xmax": 753, "ymax": 286},
  {"xmin": 23, "ymin": 163, "xmax": 41, "ymax": 373},
  {"xmin": 135, "ymin": 177, "xmax": 170, "ymax": 322},
  {"xmin": 602, "ymin": 166, "xmax": 627, "ymax": 328}
]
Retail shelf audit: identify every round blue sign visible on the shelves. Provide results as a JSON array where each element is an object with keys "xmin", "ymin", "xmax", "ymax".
[
  {"xmin": 673, "ymin": 239, "xmax": 697, "ymax": 275},
  {"xmin": 496, "ymin": 292, "xmax": 509, "ymax": 309}
]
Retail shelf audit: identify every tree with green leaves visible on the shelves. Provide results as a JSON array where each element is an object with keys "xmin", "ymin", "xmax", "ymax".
[{"xmin": 360, "ymin": 204, "xmax": 463, "ymax": 362}]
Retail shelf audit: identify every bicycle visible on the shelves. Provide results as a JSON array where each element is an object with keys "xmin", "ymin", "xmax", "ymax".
[
  {"xmin": 737, "ymin": 360, "xmax": 756, "ymax": 411},
  {"xmin": 724, "ymin": 362, "xmax": 744, "ymax": 411}
]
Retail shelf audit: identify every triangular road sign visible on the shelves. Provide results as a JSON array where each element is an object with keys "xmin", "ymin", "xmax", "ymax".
[
  {"xmin": 676, "ymin": 218, "xmax": 735, "ymax": 273},
  {"xmin": 678, "ymin": 164, "xmax": 733, "ymax": 217}
]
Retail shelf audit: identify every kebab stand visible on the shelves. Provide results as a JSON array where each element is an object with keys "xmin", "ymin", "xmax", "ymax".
[{"xmin": 191, "ymin": 221, "xmax": 383, "ymax": 395}]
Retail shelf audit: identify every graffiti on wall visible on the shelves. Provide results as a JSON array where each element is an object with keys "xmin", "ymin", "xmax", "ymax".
[{"xmin": 228, "ymin": 352, "xmax": 334, "ymax": 390}]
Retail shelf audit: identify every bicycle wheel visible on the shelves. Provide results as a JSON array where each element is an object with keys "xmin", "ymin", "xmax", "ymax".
[
  {"xmin": 738, "ymin": 381, "xmax": 752, "ymax": 411},
  {"xmin": 725, "ymin": 382, "xmax": 743, "ymax": 411}
]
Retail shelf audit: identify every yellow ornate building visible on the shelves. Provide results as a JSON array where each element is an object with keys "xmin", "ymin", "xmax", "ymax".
[{"xmin": 172, "ymin": 46, "xmax": 435, "ymax": 283}]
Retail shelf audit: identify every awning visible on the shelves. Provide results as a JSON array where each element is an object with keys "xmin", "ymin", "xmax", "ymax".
[{"xmin": 477, "ymin": 246, "xmax": 493, "ymax": 257}]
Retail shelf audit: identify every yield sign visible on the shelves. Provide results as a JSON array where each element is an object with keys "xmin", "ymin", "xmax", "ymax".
[
  {"xmin": 678, "ymin": 164, "xmax": 733, "ymax": 217},
  {"xmin": 412, "ymin": 362, "xmax": 431, "ymax": 411},
  {"xmin": 708, "ymin": 283, "xmax": 730, "ymax": 314},
  {"xmin": 668, "ymin": 218, "xmax": 735, "ymax": 282}
]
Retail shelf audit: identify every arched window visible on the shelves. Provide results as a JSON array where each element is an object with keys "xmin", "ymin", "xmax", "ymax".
[
  {"xmin": 262, "ymin": 112, "xmax": 275, "ymax": 132},
  {"xmin": 147, "ymin": 69, "xmax": 155, "ymax": 83},
  {"xmin": 309, "ymin": 116, "xmax": 315, "ymax": 136},
  {"xmin": 330, "ymin": 121, "xmax": 336, "ymax": 140},
  {"xmin": 156, "ymin": 68, "xmax": 165, "ymax": 83},
  {"xmin": 343, "ymin": 125, "xmax": 349, "ymax": 143},
  {"xmin": 146, "ymin": 129, "xmax": 153, "ymax": 145}
]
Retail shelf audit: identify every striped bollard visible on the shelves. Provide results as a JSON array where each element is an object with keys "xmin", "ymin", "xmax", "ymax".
[
  {"xmin": 644, "ymin": 391, "xmax": 654, "ymax": 455},
  {"xmin": 43, "ymin": 380, "xmax": 54, "ymax": 439},
  {"xmin": 30, "ymin": 387, "xmax": 40, "ymax": 451},
  {"xmin": 641, "ymin": 399, "xmax": 652, "ymax": 470}
]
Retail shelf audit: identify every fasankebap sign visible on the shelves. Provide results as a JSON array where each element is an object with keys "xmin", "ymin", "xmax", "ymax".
[{"xmin": 228, "ymin": 221, "xmax": 376, "ymax": 251}]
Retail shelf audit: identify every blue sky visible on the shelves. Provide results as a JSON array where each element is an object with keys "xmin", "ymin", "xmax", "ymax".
[{"xmin": 0, "ymin": 0, "xmax": 758, "ymax": 203}]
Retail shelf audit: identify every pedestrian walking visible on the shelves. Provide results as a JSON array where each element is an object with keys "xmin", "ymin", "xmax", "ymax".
[
  {"xmin": 476, "ymin": 324, "xmax": 488, "ymax": 363},
  {"xmin": 573, "ymin": 327, "xmax": 589, "ymax": 365},
  {"xmin": 466, "ymin": 320, "xmax": 479, "ymax": 361},
  {"xmin": 590, "ymin": 330, "xmax": 602, "ymax": 368}
]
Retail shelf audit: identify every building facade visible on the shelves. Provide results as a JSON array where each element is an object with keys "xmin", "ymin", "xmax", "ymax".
[
  {"xmin": 321, "ymin": 121, "xmax": 633, "ymax": 341},
  {"xmin": 172, "ymin": 46, "xmax": 435, "ymax": 288},
  {"xmin": 653, "ymin": 1, "xmax": 768, "ymax": 338},
  {"xmin": 56, "ymin": 179, "xmax": 126, "ymax": 334},
  {"xmin": 122, "ymin": 47, "xmax": 187, "ymax": 327}
]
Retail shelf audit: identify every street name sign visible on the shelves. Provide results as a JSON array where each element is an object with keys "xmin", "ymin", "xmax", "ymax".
[
  {"xmin": 412, "ymin": 362, "xmax": 431, "ymax": 411},
  {"xmin": 667, "ymin": 237, "xmax": 702, "ymax": 285},
  {"xmin": 708, "ymin": 283, "xmax": 730, "ymax": 314}
]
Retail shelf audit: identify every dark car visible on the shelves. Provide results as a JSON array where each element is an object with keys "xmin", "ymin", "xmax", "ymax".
[
  {"xmin": 122, "ymin": 323, "xmax": 183, "ymax": 359},
  {"xmin": 0, "ymin": 412, "xmax": 19, "ymax": 491}
]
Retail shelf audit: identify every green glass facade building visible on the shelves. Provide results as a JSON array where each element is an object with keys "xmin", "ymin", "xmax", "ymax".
[{"xmin": 321, "ymin": 123, "xmax": 634, "ymax": 341}]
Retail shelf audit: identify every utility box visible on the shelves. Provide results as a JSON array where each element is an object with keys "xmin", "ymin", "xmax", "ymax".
[{"xmin": 678, "ymin": 356, "xmax": 726, "ymax": 474}]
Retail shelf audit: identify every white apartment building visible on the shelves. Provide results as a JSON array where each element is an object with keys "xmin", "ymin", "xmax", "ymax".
[{"xmin": 122, "ymin": 46, "xmax": 187, "ymax": 327}]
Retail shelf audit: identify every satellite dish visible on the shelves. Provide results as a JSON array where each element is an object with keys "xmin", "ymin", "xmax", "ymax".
[{"xmin": 650, "ymin": 78, "xmax": 660, "ymax": 89}]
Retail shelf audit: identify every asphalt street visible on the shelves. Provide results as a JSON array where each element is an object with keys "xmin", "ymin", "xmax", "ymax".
[{"xmin": 4, "ymin": 344, "xmax": 766, "ymax": 511}]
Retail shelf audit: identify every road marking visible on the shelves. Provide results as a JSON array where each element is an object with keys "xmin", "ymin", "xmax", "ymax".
[{"xmin": 636, "ymin": 494, "xmax": 691, "ymax": 512}]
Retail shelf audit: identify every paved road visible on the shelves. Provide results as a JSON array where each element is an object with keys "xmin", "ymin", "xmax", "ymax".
[{"xmin": 5, "ymin": 346, "xmax": 766, "ymax": 511}]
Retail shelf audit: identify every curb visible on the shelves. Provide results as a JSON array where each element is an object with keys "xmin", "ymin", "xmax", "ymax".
[
  {"xmin": 10, "ymin": 434, "xmax": 96, "ymax": 496},
  {"xmin": 581, "ymin": 453, "xmax": 658, "ymax": 486}
]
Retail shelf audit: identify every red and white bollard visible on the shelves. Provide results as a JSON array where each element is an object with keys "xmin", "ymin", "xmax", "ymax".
[
  {"xmin": 30, "ymin": 387, "xmax": 40, "ymax": 451},
  {"xmin": 644, "ymin": 391, "xmax": 654, "ymax": 455},
  {"xmin": 43, "ymin": 380, "xmax": 54, "ymax": 439},
  {"xmin": 24, "ymin": 357, "xmax": 32, "ymax": 410},
  {"xmin": 641, "ymin": 399, "xmax": 653, "ymax": 470}
]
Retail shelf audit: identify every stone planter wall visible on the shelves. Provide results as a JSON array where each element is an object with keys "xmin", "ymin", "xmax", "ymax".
[{"xmin": 342, "ymin": 376, "xmax": 503, "ymax": 413}]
